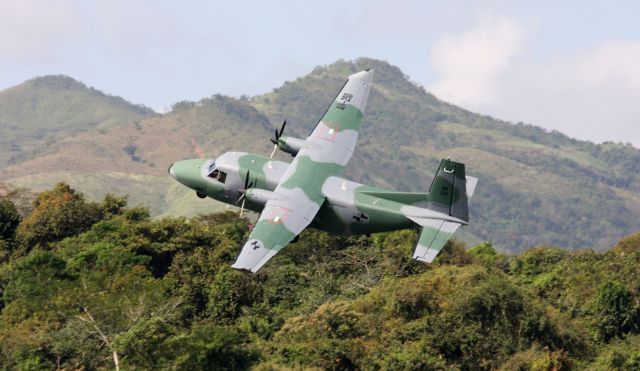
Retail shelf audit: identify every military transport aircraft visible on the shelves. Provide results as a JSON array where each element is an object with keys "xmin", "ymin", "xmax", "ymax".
[{"xmin": 168, "ymin": 69, "xmax": 478, "ymax": 273}]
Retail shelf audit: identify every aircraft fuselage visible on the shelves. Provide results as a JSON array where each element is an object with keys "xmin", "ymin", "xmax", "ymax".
[{"xmin": 169, "ymin": 151, "xmax": 417, "ymax": 236}]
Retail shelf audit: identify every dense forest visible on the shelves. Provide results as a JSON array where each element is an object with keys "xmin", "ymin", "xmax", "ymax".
[{"xmin": 1, "ymin": 183, "xmax": 640, "ymax": 370}]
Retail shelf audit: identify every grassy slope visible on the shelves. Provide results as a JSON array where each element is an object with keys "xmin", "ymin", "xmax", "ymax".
[
  {"xmin": 0, "ymin": 93, "xmax": 274, "ymax": 218},
  {"xmin": 1, "ymin": 60, "xmax": 640, "ymax": 252},
  {"xmin": 0, "ymin": 75, "xmax": 155, "ymax": 167}
]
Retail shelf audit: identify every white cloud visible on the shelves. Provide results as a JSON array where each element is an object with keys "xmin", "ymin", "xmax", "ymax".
[
  {"xmin": 91, "ymin": 1, "xmax": 190, "ymax": 56},
  {"xmin": 575, "ymin": 41, "xmax": 640, "ymax": 90},
  {"xmin": 428, "ymin": 18, "xmax": 524, "ymax": 107},
  {"xmin": 495, "ymin": 40, "xmax": 640, "ymax": 146},
  {"xmin": 426, "ymin": 18, "xmax": 640, "ymax": 147},
  {"xmin": 0, "ymin": 0, "xmax": 84, "ymax": 63}
]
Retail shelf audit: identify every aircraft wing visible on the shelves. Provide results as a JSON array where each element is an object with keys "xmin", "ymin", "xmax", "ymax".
[
  {"xmin": 303, "ymin": 69, "xmax": 374, "ymax": 170},
  {"xmin": 231, "ymin": 195, "xmax": 320, "ymax": 273},
  {"xmin": 231, "ymin": 70, "xmax": 374, "ymax": 273}
]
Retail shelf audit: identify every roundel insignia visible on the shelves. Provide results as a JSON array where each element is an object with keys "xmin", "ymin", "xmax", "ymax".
[
  {"xmin": 352, "ymin": 212, "xmax": 369, "ymax": 224},
  {"xmin": 250, "ymin": 240, "xmax": 261, "ymax": 250}
]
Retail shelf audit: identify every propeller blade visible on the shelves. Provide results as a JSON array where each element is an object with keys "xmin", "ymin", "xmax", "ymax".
[
  {"xmin": 269, "ymin": 144, "xmax": 278, "ymax": 160},
  {"xmin": 236, "ymin": 193, "xmax": 245, "ymax": 204},
  {"xmin": 268, "ymin": 120, "xmax": 287, "ymax": 159},
  {"xmin": 236, "ymin": 170, "xmax": 251, "ymax": 205},
  {"xmin": 244, "ymin": 170, "xmax": 250, "ymax": 190},
  {"xmin": 239, "ymin": 197, "xmax": 246, "ymax": 217},
  {"xmin": 237, "ymin": 174, "xmax": 257, "ymax": 218},
  {"xmin": 279, "ymin": 120, "xmax": 286, "ymax": 138}
]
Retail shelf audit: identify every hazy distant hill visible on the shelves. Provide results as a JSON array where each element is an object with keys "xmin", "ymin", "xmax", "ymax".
[
  {"xmin": 0, "ymin": 75, "xmax": 155, "ymax": 167},
  {"xmin": 1, "ymin": 59, "xmax": 639, "ymax": 252}
]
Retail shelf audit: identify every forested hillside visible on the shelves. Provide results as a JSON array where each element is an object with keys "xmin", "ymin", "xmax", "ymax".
[
  {"xmin": 1, "ymin": 58, "xmax": 640, "ymax": 252},
  {"xmin": 0, "ymin": 75, "xmax": 155, "ymax": 168},
  {"xmin": 1, "ymin": 184, "xmax": 639, "ymax": 370}
]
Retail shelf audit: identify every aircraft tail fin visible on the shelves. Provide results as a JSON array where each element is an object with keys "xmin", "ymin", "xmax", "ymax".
[
  {"xmin": 426, "ymin": 159, "xmax": 473, "ymax": 223},
  {"xmin": 407, "ymin": 159, "xmax": 477, "ymax": 264}
]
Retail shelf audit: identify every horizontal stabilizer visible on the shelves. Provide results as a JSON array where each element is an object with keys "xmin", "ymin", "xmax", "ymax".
[
  {"xmin": 411, "ymin": 218, "xmax": 462, "ymax": 263},
  {"xmin": 408, "ymin": 160, "xmax": 476, "ymax": 264},
  {"xmin": 466, "ymin": 176, "xmax": 478, "ymax": 198}
]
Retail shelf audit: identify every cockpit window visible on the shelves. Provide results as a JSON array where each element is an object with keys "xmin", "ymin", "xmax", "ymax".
[
  {"xmin": 208, "ymin": 161, "xmax": 216, "ymax": 173},
  {"xmin": 208, "ymin": 168, "xmax": 226, "ymax": 183}
]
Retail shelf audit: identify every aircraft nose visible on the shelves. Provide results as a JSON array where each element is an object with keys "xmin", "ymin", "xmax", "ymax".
[{"xmin": 168, "ymin": 162, "xmax": 176, "ymax": 179}]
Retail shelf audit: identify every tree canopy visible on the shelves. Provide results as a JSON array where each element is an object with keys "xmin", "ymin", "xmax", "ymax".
[{"xmin": 1, "ymin": 183, "xmax": 639, "ymax": 370}]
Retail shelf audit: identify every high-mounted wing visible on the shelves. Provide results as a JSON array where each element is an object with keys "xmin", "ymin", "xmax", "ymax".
[
  {"xmin": 305, "ymin": 69, "xmax": 373, "ymax": 169},
  {"xmin": 231, "ymin": 70, "xmax": 374, "ymax": 272},
  {"xmin": 231, "ymin": 196, "xmax": 318, "ymax": 272}
]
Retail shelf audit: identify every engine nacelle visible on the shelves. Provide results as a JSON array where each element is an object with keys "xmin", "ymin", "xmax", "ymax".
[
  {"xmin": 245, "ymin": 188, "xmax": 277, "ymax": 206},
  {"xmin": 277, "ymin": 136, "xmax": 306, "ymax": 156}
]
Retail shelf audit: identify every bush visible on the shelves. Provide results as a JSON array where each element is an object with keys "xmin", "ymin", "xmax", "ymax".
[
  {"xmin": 0, "ymin": 198, "xmax": 20, "ymax": 241},
  {"xmin": 594, "ymin": 281, "xmax": 640, "ymax": 341},
  {"xmin": 16, "ymin": 183, "xmax": 101, "ymax": 248}
]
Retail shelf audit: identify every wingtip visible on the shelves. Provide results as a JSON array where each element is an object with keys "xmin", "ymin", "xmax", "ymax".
[
  {"xmin": 231, "ymin": 263, "xmax": 256, "ymax": 274},
  {"xmin": 349, "ymin": 69, "xmax": 374, "ymax": 83}
]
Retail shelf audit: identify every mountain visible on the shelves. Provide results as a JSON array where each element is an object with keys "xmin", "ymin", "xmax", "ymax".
[
  {"xmin": 1, "ymin": 58, "xmax": 639, "ymax": 252},
  {"xmin": 0, "ymin": 75, "xmax": 155, "ymax": 168}
]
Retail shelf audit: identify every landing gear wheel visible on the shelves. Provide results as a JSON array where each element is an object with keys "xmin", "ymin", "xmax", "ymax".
[
  {"xmin": 291, "ymin": 235, "xmax": 300, "ymax": 243},
  {"xmin": 196, "ymin": 191, "xmax": 206, "ymax": 199}
]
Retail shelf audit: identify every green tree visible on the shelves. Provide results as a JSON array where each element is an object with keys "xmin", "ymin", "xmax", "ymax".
[
  {"xmin": 61, "ymin": 242, "xmax": 170, "ymax": 370},
  {"xmin": 100, "ymin": 193, "xmax": 128, "ymax": 217},
  {"xmin": 468, "ymin": 241, "xmax": 509, "ymax": 269},
  {"xmin": 207, "ymin": 267, "xmax": 262, "ymax": 322},
  {"xmin": 595, "ymin": 281, "xmax": 640, "ymax": 341},
  {"xmin": 162, "ymin": 324, "xmax": 258, "ymax": 370},
  {"xmin": 16, "ymin": 183, "xmax": 101, "ymax": 248},
  {"xmin": 0, "ymin": 198, "xmax": 20, "ymax": 241}
]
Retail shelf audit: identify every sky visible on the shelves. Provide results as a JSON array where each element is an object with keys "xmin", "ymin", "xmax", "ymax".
[{"xmin": 1, "ymin": 0, "xmax": 639, "ymax": 146}]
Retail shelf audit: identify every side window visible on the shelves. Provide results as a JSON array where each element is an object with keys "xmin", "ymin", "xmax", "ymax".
[{"xmin": 207, "ymin": 167, "xmax": 227, "ymax": 183}]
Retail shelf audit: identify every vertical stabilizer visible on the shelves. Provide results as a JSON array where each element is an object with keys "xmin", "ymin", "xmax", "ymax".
[{"xmin": 427, "ymin": 159, "xmax": 469, "ymax": 223}]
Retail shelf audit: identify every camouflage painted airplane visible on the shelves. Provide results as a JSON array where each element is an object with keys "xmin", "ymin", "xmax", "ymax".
[{"xmin": 169, "ymin": 69, "xmax": 477, "ymax": 273}]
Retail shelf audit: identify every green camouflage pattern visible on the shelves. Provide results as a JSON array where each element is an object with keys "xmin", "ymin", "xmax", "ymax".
[{"xmin": 169, "ymin": 70, "xmax": 477, "ymax": 273}]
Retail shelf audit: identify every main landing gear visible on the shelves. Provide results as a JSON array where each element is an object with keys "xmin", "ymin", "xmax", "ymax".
[{"xmin": 196, "ymin": 191, "xmax": 206, "ymax": 199}]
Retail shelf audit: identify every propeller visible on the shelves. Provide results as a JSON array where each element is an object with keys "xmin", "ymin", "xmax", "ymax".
[
  {"xmin": 236, "ymin": 170, "xmax": 255, "ymax": 217},
  {"xmin": 269, "ymin": 120, "xmax": 286, "ymax": 160}
]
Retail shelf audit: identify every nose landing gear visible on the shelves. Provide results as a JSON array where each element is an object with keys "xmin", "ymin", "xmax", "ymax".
[{"xmin": 196, "ymin": 191, "xmax": 206, "ymax": 199}]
